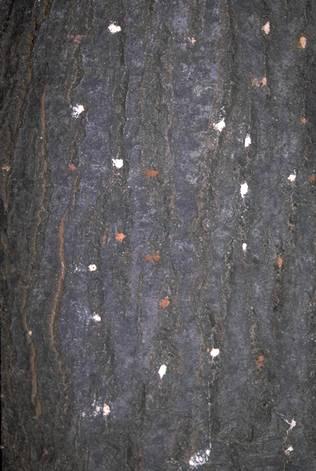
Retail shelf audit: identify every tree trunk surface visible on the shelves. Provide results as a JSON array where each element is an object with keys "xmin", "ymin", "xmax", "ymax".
[{"xmin": 1, "ymin": 1, "xmax": 316, "ymax": 470}]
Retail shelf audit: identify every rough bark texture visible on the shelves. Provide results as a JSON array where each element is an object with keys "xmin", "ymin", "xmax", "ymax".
[{"xmin": 1, "ymin": 1, "xmax": 316, "ymax": 470}]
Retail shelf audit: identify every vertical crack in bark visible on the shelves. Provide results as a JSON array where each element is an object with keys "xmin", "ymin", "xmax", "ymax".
[
  {"xmin": 29, "ymin": 343, "xmax": 41, "ymax": 418},
  {"xmin": 48, "ymin": 213, "xmax": 66, "ymax": 356},
  {"xmin": 21, "ymin": 288, "xmax": 42, "ymax": 417},
  {"xmin": 48, "ymin": 174, "xmax": 79, "ymax": 401},
  {"xmin": 19, "ymin": 85, "xmax": 49, "ymax": 418}
]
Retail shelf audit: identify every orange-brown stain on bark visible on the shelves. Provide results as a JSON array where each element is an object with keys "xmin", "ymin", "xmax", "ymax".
[
  {"xmin": 144, "ymin": 168, "xmax": 159, "ymax": 178},
  {"xmin": 159, "ymin": 297, "xmax": 170, "ymax": 309},
  {"xmin": 115, "ymin": 232, "xmax": 126, "ymax": 242},
  {"xmin": 144, "ymin": 252, "xmax": 161, "ymax": 263},
  {"xmin": 308, "ymin": 175, "xmax": 316, "ymax": 185}
]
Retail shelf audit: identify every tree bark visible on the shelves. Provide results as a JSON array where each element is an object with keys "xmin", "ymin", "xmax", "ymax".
[{"xmin": 1, "ymin": 1, "xmax": 316, "ymax": 470}]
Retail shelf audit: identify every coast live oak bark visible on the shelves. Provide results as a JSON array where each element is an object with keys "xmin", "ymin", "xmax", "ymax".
[{"xmin": 1, "ymin": 1, "xmax": 316, "ymax": 470}]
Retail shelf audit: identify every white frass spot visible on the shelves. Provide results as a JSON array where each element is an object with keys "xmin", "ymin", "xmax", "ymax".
[
  {"xmin": 189, "ymin": 447, "xmax": 211, "ymax": 467},
  {"xmin": 210, "ymin": 348, "xmax": 220, "ymax": 359},
  {"xmin": 112, "ymin": 158, "xmax": 124, "ymax": 169},
  {"xmin": 28, "ymin": 330, "xmax": 33, "ymax": 336},
  {"xmin": 242, "ymin": 243, "xmax": 247, "ymax": 252},
  {"xmin": 74, "ymin": 264, "xmax": 85, "ymax": 273},
  {"xmin": 287, "ymin": 171, "xmax": 296, "ymax": 182},
  {"xmin": 71, "ymin": 104, "xmax": 85, "ymax": 118},
  {"xmin": 240, "ymin": 182, "xmax": 248, "ymax": 198},
  {"xmin": 88, "ymin": 264, "xmax": 97, "ymax": 272},
  {"xmin": 92, "ymin": 402, "xmax": 102, "ymax": 416},
  {"xmin": 244, "ymin": 133, "xmax": 251, "ymax": 148},
  {"xmin": 103, "ymin": 402, "xmax": 111, "ymax": 417},
  {"xmin": 108, "ymin": 23, "xmax": 121, "ymax": 34},
  {"xmin": 213, "ymin": 118, "xmax": 226, "ymax": 133},
  {"xmin": 285, "ymin": 418, "xmax": 296, "ymax": 434},
  {"xmin": 158, "ymin": 364, "xmax": 167, "ymax": 379},
  {"xmin": 284, "ymin": 446, "xmax": 294, "ymax": 456},
  {"xmin": 262, "ymin": 21, "xmax": 270, "ymax": 35},
  {"xmin": 92, "ymin": 313, "xmax": 101, "ymax": 322}
]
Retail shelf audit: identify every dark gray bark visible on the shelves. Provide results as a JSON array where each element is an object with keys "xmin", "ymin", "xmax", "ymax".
[{"xmin": 1, "ymin": 1, "xmax": 316, "ymax": 470}]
